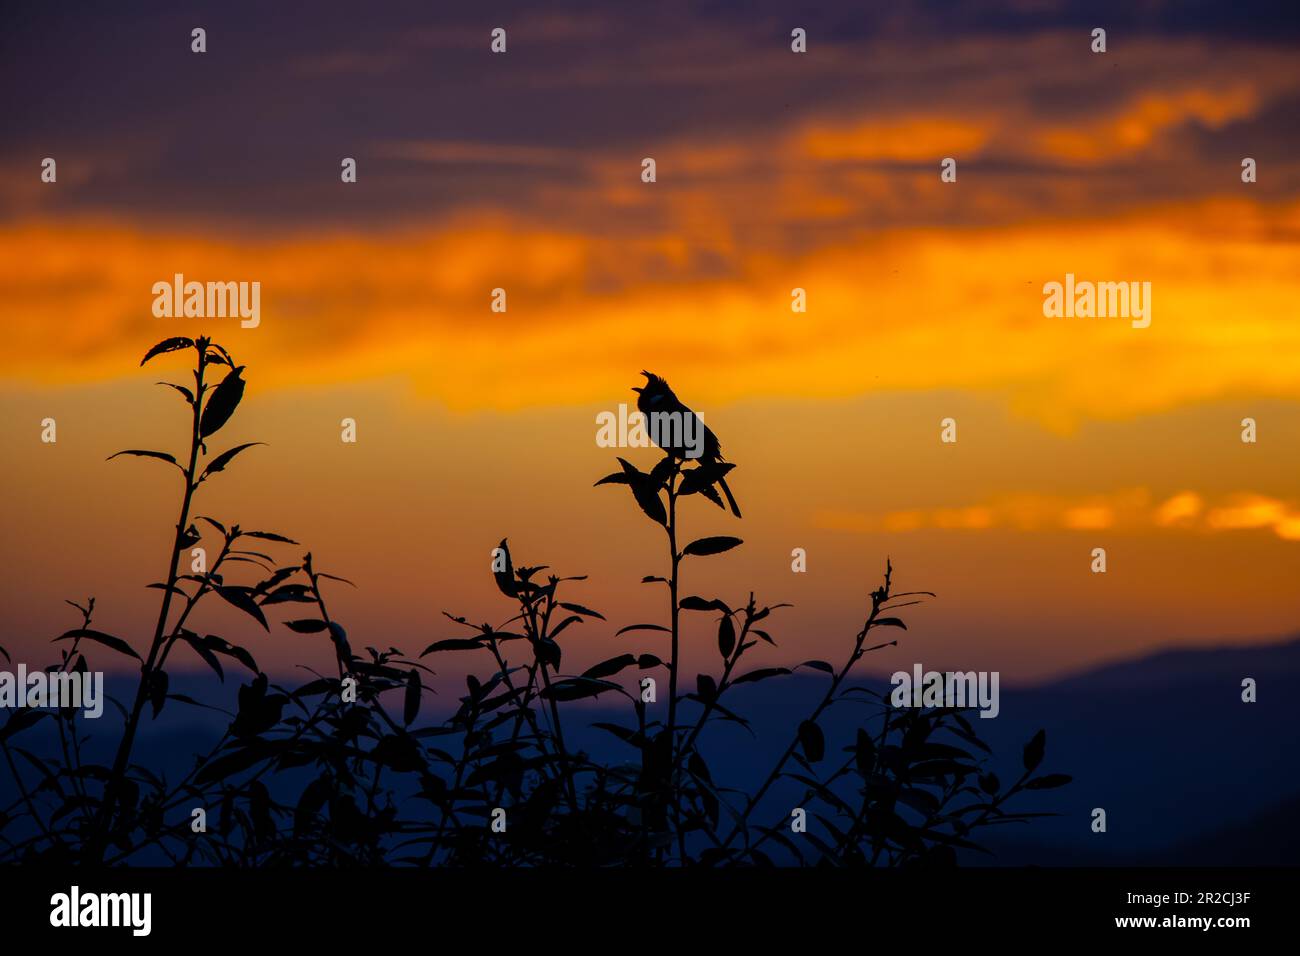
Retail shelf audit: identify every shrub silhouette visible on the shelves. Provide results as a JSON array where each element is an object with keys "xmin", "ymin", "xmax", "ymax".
[{"xmin": 0, "ymin": 339, "xmax": 1069, "ymax": 866}]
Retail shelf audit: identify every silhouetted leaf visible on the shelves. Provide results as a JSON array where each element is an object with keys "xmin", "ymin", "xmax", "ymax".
[
  {"xmin": 216, "ymin": 586, "xmax": 269, "ymax": 630},
  {"xmin": 241, "ymin": 530, "xmax": 298, "ymax": 544},
  {"xmin": 146, "ymin": 583, "xmax": 189, "ymax": 602},
  {"xmin": 146, "ymin": 670, "xmax": 169, "ymax": 718},
  {"xmin": 592, "ymin": 722, "xmax": 641, "ymax": 746},
  {"xmin": 182, "ymin": 632, "xmax": 224, "ymax": 682},
  {"xmin": 683, "ymin": 536, "xmax": 743, "ymax": 557},
  {"xmin": 649, "ymin": 455, "xmax": 677, "ymax": 489},
  {"xmin": 140, "ymin": 337, "xmax": 193, "ymax": 365},
  {"xmin": 732, "ymin": 666, "xmax": 791, "ymax": 685},
  {"xmin": 404, "ymin": 669, "xmax": 421, "ymax": 725},
  {"xmin": 548, "ymin": 615, "xmax": 584, "ymax": 640},
  {"xmin": 421, "ymin": 638, "xmax": 484, "ymax": 654},
  {"xmin": 872, "ymin": 617, "xmax": 907, "ymax": 630},
  {"xmin": 107, "ymin": 449, "xmax": 181, "ymax": 471},
  {"xmin": 327, "ymin": 622, "xmax": 352, "ymax": 660},
  {"xmin": 374, "ymin": 734, "xmax": 424, "ymax": 772},
  {"xmin": 492, "ymin": 538, "xmax": 517, "ymax": 597},
  {"xmin": 0, "ymin": 710, "xmax": 48, "ymax": 743},
  {"xmin": 801, "ymin": 659, "xmax": 835, "ymax": 674},
  {"xmin": 611, "ymin": 458, "xmax": 667, "ymax": 525},
  {"xmin": 1023, "ymin": 729, "xmax": 1046, "ymax": 772},
  {"xmin": 158, "ymin": 382, "xmax": 195, "ymax": 404},
  {"xmin": 1025, "ymin": 773, "xmax": 1072, "ymax": 790},
  {"xmin": 679, "ymin": 595, "xmax": 728, "ymax": 612},
  {"xmin": 717, "ymin": 615, "xmax": 736, "ymax": 657},
  {"xmin": 207, "ymin": 342, "xmax": 235, "ymax": 367},
  {"xmin": 541, "ymin": 677, "xmax": 621, "ymax": 702},
  {"xmin": 179, "ymin": 523, "xmax": 202, "ymax": 551},
  {"xmin": 631, "ymin": 481, "xmax": 667, "ymax": 526},
  {"xmin": 194, "ymin": 744, "xmax": 270, "ymax": 786},
  {"xmin": 679, "ymin": 463, "xmax": 734, "ymax": 509},
  {"xmin": 911, "ymin": 759, "xmax": 977, "ymax": 779},
  {"xmin": 199, "ymin": 365, "xmax": 246, "ymax": 437},
  {"xmin": 854, "ymin": 728, "xmax": 876, "ymax": 777},
  {"xmin": 232, "ymin": 674, "xmax": 286, "ymax": 739},
  {"xmin": 197, "ymin": 516, "xmax": 227, "ymax": 535},
  {"xmin": 798, "ymin": 720, "xmax": 825, "ymax": 762},
  {"xmin": 252, "ymin": 568, "xmax": 297, "ymax": 597},
  {"xmin": 615, "ymin": 623, "xmax": 669, "ymax": 636},
  {"xmin": 912, "ymin": 742, "xmax": 974, "ymax": 763},
  {"xmin": 56, "ymin": 628, "xmax": 141, "ymax": 661},
  {"xmin": 559, "ymin": 602, "xmax": 605, "ymax": 620},
  {"xmin": 536, "ymin": 638, "xmax": 561, "ymax": 670},
  {"xmin": 283, "ymin": 619, "xmax": 328, "ymax": 633},
  {"xmin": 583, "ymin": 654, "xmax": 637, "ymax": 680},
  {"xmin": 292, "ymin": 776, "xmax": 330, "ymax": 835},
  {"xmin": 203, "ymin": 635, "xmax": 258, "ymax": 674},
  {"xmin": 696, "ymin": 673, "xmax": 717, "ymax": 702},
  {"xmin": 200, "ymin": 442, "xmax": 264, "ymax": 480},
  {"xmin": 897, "ymin": 787, "xmax": 941, "ymax": 816}
]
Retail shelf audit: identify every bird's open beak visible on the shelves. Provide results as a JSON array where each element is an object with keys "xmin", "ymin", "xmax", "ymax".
[{"xmin": 632, "ymin": 386, "xmax": 643, "ymax": 393}]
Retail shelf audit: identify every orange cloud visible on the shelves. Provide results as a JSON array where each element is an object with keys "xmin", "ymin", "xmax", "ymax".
[
  {"xmin": 1155, "ymin": 491, "xmax": 1204, "ymax": 527},
  {"xmin": 820, "ymin": 490, "xmax": 1300, "ymax": 542},
  {"xmin": 1034, "ymin": 85, "xmax": 1258, "ymax": 162},
  {"xmin": 1205, "ymin": 494, "xmax": 1291, "ymax": 532},
  {"xmin": 799, "ymin": 116, "xmax": 992, "ymax": 162},
  {"xmin": 2, "ymin": 196, "xmax": 1299, "ymax": 426}
]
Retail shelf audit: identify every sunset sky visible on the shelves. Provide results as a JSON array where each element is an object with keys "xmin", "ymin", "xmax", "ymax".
[{"xmin": 2, "ymin": 0, "xmax": 1298, "ymax": 685}]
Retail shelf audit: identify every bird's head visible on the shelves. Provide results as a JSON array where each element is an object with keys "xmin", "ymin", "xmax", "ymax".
[
  {"xmin": 633, "ymin": 370, "xmax": 670, "ymax": 394},
  {"xmin": 633, "ymin": 370, "xmax": 672, "ymax": 410}
]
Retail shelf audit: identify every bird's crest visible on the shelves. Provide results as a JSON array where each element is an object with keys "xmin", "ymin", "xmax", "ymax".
[{"xmin": 634, "ymin": 370, "xmax": 668, "ymax": 394}]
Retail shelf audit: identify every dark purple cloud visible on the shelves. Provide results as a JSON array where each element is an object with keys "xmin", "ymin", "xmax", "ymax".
[{"xmin": 3, "ymin": 0, "xmax": 1297, "ymax": 231}]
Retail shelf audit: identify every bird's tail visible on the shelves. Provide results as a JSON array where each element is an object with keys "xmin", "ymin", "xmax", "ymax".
[{"xmin": 718, "ymin": 475, "xmax": 742, "ymax": 518}]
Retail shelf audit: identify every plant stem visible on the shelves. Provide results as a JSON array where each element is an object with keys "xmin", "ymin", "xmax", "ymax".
[
  {"xmin": 535, "ymin": 592, "xmax": 579, "ymax": 813},
  {"xmin": 664, "ymin": 466, "xmax": 686, "ymax": 863},
  {"xmin": 666, "ymin": 469, "xmax": 680, "ymax": 754},
  {"xmin": 90, "ymin": 348, "xmax": 206, "ymax": 861}
]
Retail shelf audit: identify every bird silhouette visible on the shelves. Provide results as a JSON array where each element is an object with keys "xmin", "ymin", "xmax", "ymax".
[{"xmin": 633, "ymin": 371, "xmax": 742, "ymax": 517}]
